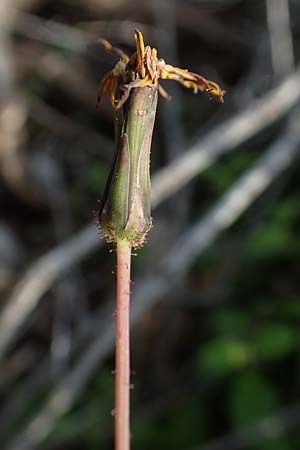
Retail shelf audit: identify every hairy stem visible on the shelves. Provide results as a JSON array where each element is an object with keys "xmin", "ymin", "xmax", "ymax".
[{"xmin": 115, "ymin": 238, "xmax": 132, "ymax": 450}]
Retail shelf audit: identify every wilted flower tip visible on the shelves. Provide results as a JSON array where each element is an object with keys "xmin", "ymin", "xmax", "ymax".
[{"xmin": 98, "ymin": 30, "xmax": 226, "ymax": 109}]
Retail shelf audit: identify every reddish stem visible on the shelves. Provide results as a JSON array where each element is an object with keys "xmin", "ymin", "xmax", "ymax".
[{"xmin": 115, "ymin": 239, "xmax": 132, "ymax": 450}]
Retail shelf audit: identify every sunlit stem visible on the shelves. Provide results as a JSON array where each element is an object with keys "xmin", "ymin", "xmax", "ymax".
[{"xmin": 115, "ymin": 238, "xmax": 131, "ymax": 450}]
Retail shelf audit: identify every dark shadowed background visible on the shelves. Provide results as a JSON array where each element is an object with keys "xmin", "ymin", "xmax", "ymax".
[{"xmin": 1, "ymin": 1, "xmax": 300, "ymax": 449}]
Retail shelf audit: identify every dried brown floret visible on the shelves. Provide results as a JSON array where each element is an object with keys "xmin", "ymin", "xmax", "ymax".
[{"xmin": 98, "ymin": 30, "xmax": 226, "ymax": 109}]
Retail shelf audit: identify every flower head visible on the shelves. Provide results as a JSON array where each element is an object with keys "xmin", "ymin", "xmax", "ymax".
[
  {"xmin": 98, "ymin": 30, "xmax": 225, "ymax": 247},
  {"xmin": 98, "ymin": 30, "xmax": 226, "ymax": 109},
  {"xmin": 98, "ymin": 86, "xmax": 157, "ymax": 247}
]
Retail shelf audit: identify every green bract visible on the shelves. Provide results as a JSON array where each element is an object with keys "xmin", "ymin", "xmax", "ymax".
[{"xmin": 99, "ymin": 86, "xmax": 158, "ymax": 247}]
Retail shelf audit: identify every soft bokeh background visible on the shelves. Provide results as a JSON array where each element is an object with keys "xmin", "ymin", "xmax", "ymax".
[{"xmin": 1, "ymin": 1, "xmax": 300, "ymax": 449}]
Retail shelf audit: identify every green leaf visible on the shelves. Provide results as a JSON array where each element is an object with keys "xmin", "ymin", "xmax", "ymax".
[
  {"xmin": 229, "ymin": 370, "xmax": 279, "ymax": 427},
  {"xmin": 132, "ymin": 397, "xmax": 203, "ymax": 450},
  {"xmin": 259, "ymin": 437, "xmax": 292, "ymax": 450},
  {"xmin": 245, "ymin": 223, "xmax": 293, "ymax": 258},
  {"xmin": 199, "ymin": 337, "xmax": 252, "ymax": 376},
  {"xmin": 244, "ymin": 196, "xmax": 300, "ymax": 259},
  {"xmin": 203, "ymin": 152, "xmax": 256, "ymax": 193},
  {"xmin": 88, "ymin": 161, "xmax": 109, "ymax": 193},
  {"xmin": 273, "ymin": 297, "xmax": 300, "ymax": 319},
  {"xmin": 229, "ymin": 371, "xmax": 293, "ymax": 450},
  {"xmin": 214, "ymin": 309, "xmax": 250, "ymax": 337},
  {"xmin": 253, "ymin": 323, "xmax": 296, "ymax": 361}
]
